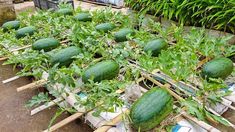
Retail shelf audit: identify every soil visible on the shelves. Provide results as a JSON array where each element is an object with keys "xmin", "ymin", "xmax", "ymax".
[
  {"xmin": 219, "ymin": 109, "xmax": 235, "ymax": 131},
  {"xmin": 0, "ymin": 61, "xmax": 92, "ymax": 132}
]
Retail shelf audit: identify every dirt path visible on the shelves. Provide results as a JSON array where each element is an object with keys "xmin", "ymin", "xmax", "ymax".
[{"xmin": 0, "ymin": 62, "xmax": 92, "ymax": 132}]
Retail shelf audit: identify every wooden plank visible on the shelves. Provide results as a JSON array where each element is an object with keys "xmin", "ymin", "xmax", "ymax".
[
  {"xmin": 16, "ymin": 79, "xmax": 47, "ymax": 92},
  {"xmin": 43, "ymin": 112, "xmax": 85, "ymax": 132}
]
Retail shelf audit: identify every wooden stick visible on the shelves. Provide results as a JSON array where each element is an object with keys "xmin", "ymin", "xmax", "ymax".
[
  {"xmin": 31, "ymin": 97, "xmax": 64, "ymax": 115},
  {"xmin": 2, "ymin": 75, "xmax": 20, "ymax": 84},
  {"xmin": 10, "ymin": 45, "xmax": 32, "ymax": 52},
  {"xmin": 142, "ymin": 73, "xmax": 184, "ymax": 101},
  {"xmin": 196, "ymin": 57, "xmax": 210, "ymax": 69},
  {"xmin": 43, "ymin": 112, "xmax": 85, "ymax": 132},
  {"xmin": 94, "ymin": 109, "xmax": 130, "ymax": 132},
  {"xmin": 17, "ymin": 79, "xmax": 47, "ymax": 92},
  {"xmin": 60, "ymin": 39, "xmax": 70, "ymax": 44},
  {"xmin": 0, "ymin": 57, "xmax": 8, "ymax": 61}
]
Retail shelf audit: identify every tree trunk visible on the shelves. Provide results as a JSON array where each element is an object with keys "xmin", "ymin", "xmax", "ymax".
[{"xmin": 0, "ymin": 0, "xmax": 16, "ymax": 26}]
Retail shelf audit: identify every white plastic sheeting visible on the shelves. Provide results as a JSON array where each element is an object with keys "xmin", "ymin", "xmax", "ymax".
[{"xmin": 92, "ymin": 0, "xmax": 123, "ymax": 7}]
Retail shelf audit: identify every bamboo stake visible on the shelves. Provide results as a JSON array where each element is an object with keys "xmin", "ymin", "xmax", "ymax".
[
  {"xmin": 43, "ymin": 112, "xmax": 85, "ymax": 132},
  {"xmin": 10, "ymin": 45, "xmax": 32, "ymax": 52},
  {"xmin": 16, "ymin": 79, "xmax": 47, "ymax": 92},
  {"xmin": 2, "ymin": 75, "xmax": 20, "ymax": 84},
  {"xmin": 31, "ymin": 97, "xmax": 64, "ymax": 115},
  {"xmin": 94, "ymin": 109, "xmax": 130, "ymax": 132}
]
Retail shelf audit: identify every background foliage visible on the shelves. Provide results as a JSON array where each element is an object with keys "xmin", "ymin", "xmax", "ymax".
[{"xmin": 125, "ymin": 0, "xmax": 235, "ymax": 33}]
